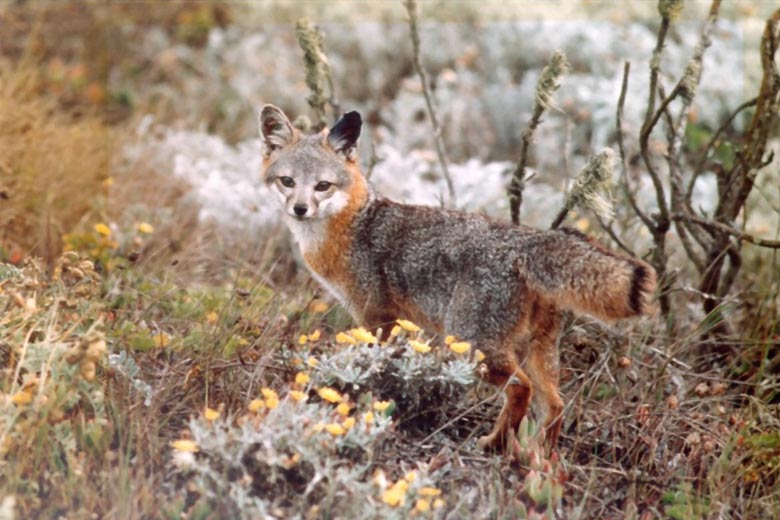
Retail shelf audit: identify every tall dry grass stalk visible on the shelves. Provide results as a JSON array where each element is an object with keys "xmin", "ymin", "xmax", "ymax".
[{"xmin": 0, "ymin": 64, "xmax": 113, "ymax": 265}]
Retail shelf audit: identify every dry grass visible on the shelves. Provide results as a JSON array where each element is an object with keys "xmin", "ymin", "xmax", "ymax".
[{"xmin": 0, "ymin": 64, "xmax": 113, "ymax": 264}]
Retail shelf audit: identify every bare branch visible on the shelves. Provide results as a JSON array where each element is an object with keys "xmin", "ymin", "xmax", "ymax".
[
  {"xmin": 638, "ymin": 13, "xmax": 672, "ymax": 232},
  {"xmin": 672, "ymin": 213, "xmax": 780, "ymax": 249},
  {"xmin": 615, "ymin": 61, "xmax": 653, "ymax": 228},
  {"xmin": 687, "ymin": 97, "xmax": 757, "ymax": 205},
  {"xmin": 593, "ymin": 213, "xmax": 636, "ymax": 257},
  {"xmin": 403, "ymin": 0, "xmax": 455, "ymax": 208}
]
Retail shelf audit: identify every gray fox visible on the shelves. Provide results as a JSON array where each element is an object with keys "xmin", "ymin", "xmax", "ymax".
[{"xmin": 259, "ymin": 105, "xmax": 656, "ymax": 451}]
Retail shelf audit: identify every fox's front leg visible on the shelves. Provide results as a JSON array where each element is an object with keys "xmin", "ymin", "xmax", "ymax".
[{"xmin": 476, "ymin": 350, "xmax": 533, "ymax": 451}]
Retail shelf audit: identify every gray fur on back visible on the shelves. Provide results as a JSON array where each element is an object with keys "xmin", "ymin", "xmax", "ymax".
[{"xmin": 349, "ymin": 199, "xmax": 543, "ymax": 343}]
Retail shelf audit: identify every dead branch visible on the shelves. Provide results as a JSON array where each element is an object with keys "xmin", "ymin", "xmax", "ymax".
[
  {"xmin": 403, "ymin": 0, "xmax": 456, "ymax": 208},
  {"xmin": 672, "ymin": 213, "xmax": 780, "ymax": 249},
  {"xmin": 687, "ymin": 97, "xmax": 757, "ymax": 204},
  {"xmin": 616, "ymin": 61, "xmax": 653, "ymax": 229}
]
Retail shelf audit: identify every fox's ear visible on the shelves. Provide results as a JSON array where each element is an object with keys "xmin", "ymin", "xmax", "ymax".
[
  {"xmin": 327, "ymin": 111, "xmax": 362, "ymax": 161},
  {"xmin": 259, "ymin": 104, "xmax": 296, "ymax": 155}
]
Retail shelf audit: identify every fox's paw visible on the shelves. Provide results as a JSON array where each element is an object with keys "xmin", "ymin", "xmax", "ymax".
[
  {"xmin": 477, "ymin": 432, "xmax": 504, "ymax": 452},
  {"xmin": 478, "ymin": 432, "xmax": 522, "ymax": 456}
]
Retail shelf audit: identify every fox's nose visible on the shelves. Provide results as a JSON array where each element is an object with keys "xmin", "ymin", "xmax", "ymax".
[{"xmin": 293, "ymin": 204, "xmax": 308, "ymax": 217}]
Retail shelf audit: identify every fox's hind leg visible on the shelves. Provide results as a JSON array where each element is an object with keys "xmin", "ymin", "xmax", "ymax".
[
  {"xmin": 476, "ymin": 350, "xmax": 533, "ymax": 451},
  {"xmin": 524, "ymin": 305, "xmax": 564, "ymax": 452},
  {"xmin": 527, "ymin": 344, "xmax": 564, "ymax": 452}
]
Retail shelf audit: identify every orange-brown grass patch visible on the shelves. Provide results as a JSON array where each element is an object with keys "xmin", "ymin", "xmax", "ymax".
[{"xmin": 0, "ymin": 64, "xmax": 113, "ymax": 264}]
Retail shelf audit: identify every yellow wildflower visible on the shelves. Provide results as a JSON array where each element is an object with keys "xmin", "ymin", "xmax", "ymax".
[
  {"xmin": 290, "ymin": 390, "xmax": 308, "ymax": 403},
  {"xmin": 419, "ymin": 487, "xmax": 442, "ymax": 497},
  {"xmin": 396, "ymin": 319, "xmax": 420, "ymax": 333},
  {"xmin": 336, "ymin": 402, "xmax": 351, "ymax": 416},
  {"xmin": 449, "ymin": 341, "xmax": 471, "ymax": 354},
  {"xmin": 170, "ymin": 439, "xmax": 199, "ymax": 453},
  {"xmin": 433, "ymin": 498, "xmax": 445, "ymax": 509},
  {"xmin": 248, "ymin": 399, "xmax": 265, "ymax": 413},
  {"xmin": 306, "ymin": 356, "xmax": 319, "ymax": 367},
  {"xmin": 475, "ymin": 349, "xmax": 486, "ymax": 362},
  {"xmin": 343, "ymin": 417, "xmax": 355, "ymax": 429},
  {"xmin": 404, "ymin": 470, "xmax": 418, "ymax": 482},
  {"xmin": 204, "ymin": 407, "xmax": 220, "ymax": 421},
  {"xmin": 298, "ymin": 334, "xmax": 308, "ymax": 345},
  {"xmin": 261, "ymin": 388, "xmax": 278, "ymax": 401},
  {"xmin": 415, "ymin": 499, "xmax": 431, "ymax": 512},
  {"xmin": 152, "ymin": 332, "xmax": 171, "ymax": 348},
  {"xmin": 390, "ymin": 325, "xmax": 402, "ymax": 337},
  {"xmin": 11, "ymin": 391, "xmax": 33, "ymax": 405},
  {"xmin": 444, "ymin": 335, "xmax": 456, "ymax": 345},
  {"xmin": 94, "ymin": 222, "xmax": 111, "ymax": 236},
  {"xmin": 325, "ymin": 423, "xmax": 346, "ymax": 436},
  {"xmin": 309, "ymin": 300, "xmax": 329, "ymax": 313},
  {"xmin": 364, "ymin": 411, "xmax": 374, "ymax": 424},
  {"xmin": 410, "ymin": 340, "xmax": 431, "ymax": 353},
  {"xmin": 261, "ymin": 388, "xmax": 279, "ymax": 409},
  {"xmin": 382, "ymin": 480, "xmax": 408, "ymax": 507},
  {"xmin": 206, "ymin": 311, "xmax": 219, "ymax": 325},
  {"xmin": 309, "ymin": 329, "xmax": 321, "ymax": 341},
  {"xmin": 335, "ymin": 332, "xmax": 357, "ymax": 345},
  {"xmin": 373, "ymin": 400, "xmax": 391, "ymax": 412},
  {"xmin": 137, "ymin": 222, "xmax": 155, "ymax": 234},
  {"xmin": 295, "ymin": 372, "xmax": 310, "ymax": 385},
  {"xmin": 318, "ymin": 387, "xmax": 342, "ymax": 403},
  {"xmin": 351, "ymin": 327, "xmax": 378, "ymax": 344}
]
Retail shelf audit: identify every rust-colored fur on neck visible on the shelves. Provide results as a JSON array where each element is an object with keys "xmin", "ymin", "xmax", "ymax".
[{"xmin": 302, "ymin": 163, "xmax": 369, "ymax": 309}]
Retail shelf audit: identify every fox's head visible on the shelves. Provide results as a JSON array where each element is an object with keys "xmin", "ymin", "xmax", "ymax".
[{"xmin": 259, "ymin": 105, "xmax": 369, "ymax": 222}]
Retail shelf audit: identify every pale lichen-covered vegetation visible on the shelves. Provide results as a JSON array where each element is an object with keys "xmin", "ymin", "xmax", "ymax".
[{"xmin": 1, "ymin": 2, "xmax": 779, "ymax": 518}]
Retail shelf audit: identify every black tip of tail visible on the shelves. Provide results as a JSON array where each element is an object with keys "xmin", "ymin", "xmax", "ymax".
[{"xmin": 629, "ymin": 263, "xmax": 651, "ymax": 315}]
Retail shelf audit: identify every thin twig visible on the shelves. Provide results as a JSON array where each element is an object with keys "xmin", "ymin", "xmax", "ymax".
[
  {"xmin": 688, "ymin": 97, "xmax": 758, "ymax": 204},
  {"xmin": 615, "ymin": 61, "xmax": 652, "ymax": 229},
  {"xmin": 638, "ymin": 15, "xmax": 672, "ymax": 230},
  {"xmin": 637, "ymin": 11, "xmax": 677, "ymax": 317},
  {"xmin": 663, "ymin": 1, "xmax": 721, "ymax": 274},
  {"xmin": 593, "ymin": 213, "xmax": 636, "ymax": 257},
  {"xmin": 403, "ymin": 0, "xmax": 455, "ymax": 208},
  {"xmin": 672, "ymin": 213, "xmax": 780, "ymax": 249}
]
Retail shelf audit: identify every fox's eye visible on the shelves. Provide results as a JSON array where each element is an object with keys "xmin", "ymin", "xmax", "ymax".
[
  {"xmin": 279, "ymin": 176, "xmax": 295, "ymax": 188},
  {"xmin": 314, "ymin": 181, "xmax": 332, "ymax": 192}
]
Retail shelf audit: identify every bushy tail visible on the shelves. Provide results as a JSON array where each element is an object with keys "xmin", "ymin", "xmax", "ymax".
[{"xmin": 517, "ymin": 227, "xmax": 657, "ymax": 321}]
